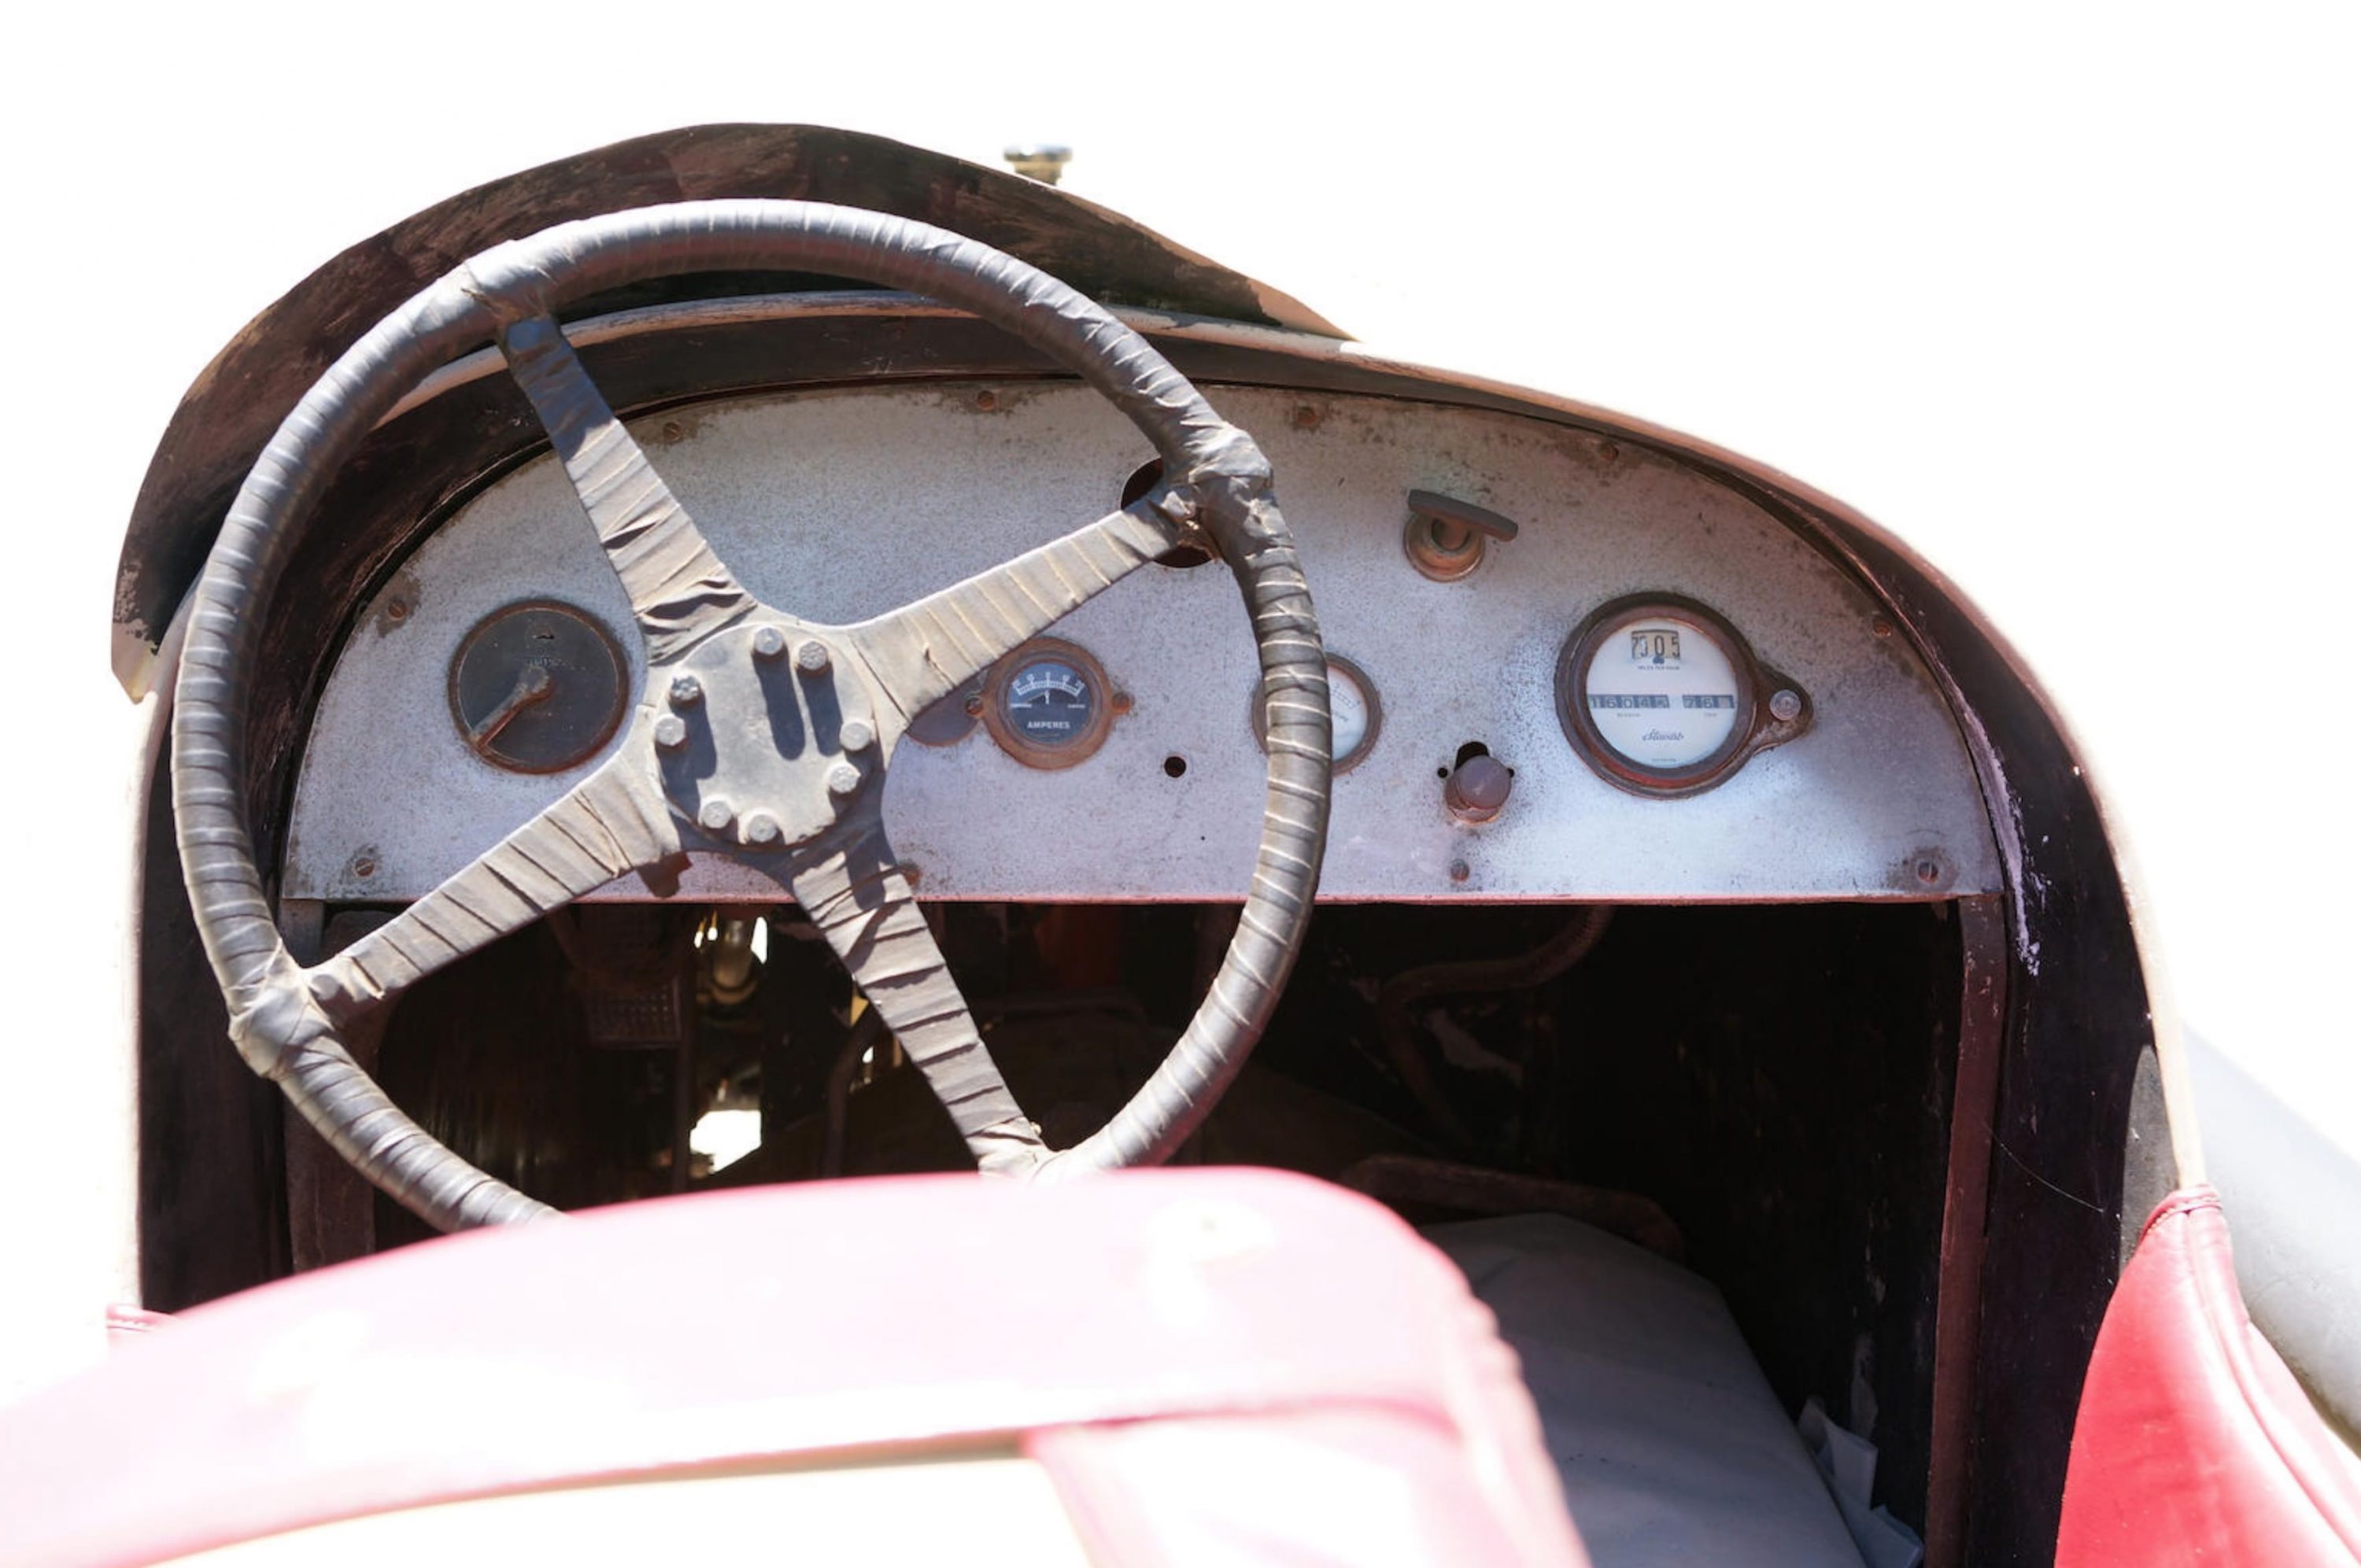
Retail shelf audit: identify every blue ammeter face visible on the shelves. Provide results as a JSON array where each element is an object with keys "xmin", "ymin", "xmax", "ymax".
[
  {"xmin": 985, "ymin": 640, "xmax": 1119, "ymax": 769},
  {"xmin": 1004, "ymin": 658, "xmax": 1097, "ymax": 747}
]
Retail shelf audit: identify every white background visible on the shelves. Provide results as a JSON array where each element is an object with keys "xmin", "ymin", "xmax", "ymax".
[{"xmin": 1, "ymin": 2, "xmax": 2354, "ymax": 1383}]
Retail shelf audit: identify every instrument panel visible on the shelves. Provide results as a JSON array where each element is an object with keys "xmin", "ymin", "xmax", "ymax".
[{"xmin": 283, "ymin": 383, "xmax": 2001, "ymax": 904}]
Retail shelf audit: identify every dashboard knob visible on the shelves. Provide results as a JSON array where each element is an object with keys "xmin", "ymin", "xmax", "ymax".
[{"xmin": 1445, "ymin": 752, "xmax": 1513, "ymax": 822}]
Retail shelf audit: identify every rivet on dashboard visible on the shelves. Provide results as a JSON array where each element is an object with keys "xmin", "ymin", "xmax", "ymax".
[
  {"xmin": 826, "ymin": 762, "xmax": 863, "ymax": 798},
  {"xmin": 1448, "ymin": 859, "xmax": 1471, "ymax": 884},
  {"xmin": 699, "ymin": 799, "xmax": 734, "ymax": 832},
  {"xmin": 1769, "ymin": 688, "xmax": 1805, "ymax": 723},
  {"xmin": 796, "ymin": 640, "xmax": 831, "ymax": 673},
  {"xmin": 840, "ymin": 718, "xmax": 876, "ymax": 751},
  {"xmin": 668, "ymin": 673, "xmax": 704, "ymax": 708},
  {"xmin": 653, "ymin": 714, "xmax": 689, "ymax": 751},
  {"xmin": 752, "ymin": 625, "xmax": 788, "ymax": 660}
]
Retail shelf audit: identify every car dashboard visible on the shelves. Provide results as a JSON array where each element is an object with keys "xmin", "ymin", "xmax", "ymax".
[{"xmin": 282, "ymin": 380, "xmax": 2001, "ymax": 908}]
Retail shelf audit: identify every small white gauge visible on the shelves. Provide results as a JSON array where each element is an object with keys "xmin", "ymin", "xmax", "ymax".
[
  {"xmin": 1251, "ymin": 653, "xmax": 1382, "ymax": 773},
  {"xmin": 1558, "ymin": 596, "xmax": 1804, "ymax": 795},
  {"xmin": 1583, "ymin": 615, "xmax": 1745, "ymax": 770}
]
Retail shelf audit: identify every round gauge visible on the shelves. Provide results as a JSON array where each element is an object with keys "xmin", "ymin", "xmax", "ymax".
[
  {"xmin": 1557, "ymin": 596, "xmax": 1772, "ymax": 795},
  {"xmin": 449, "ymin": 599, "xmax": 629, "ymax": 774},
  {"xmin": 982, "ymin": 638, "xmax": 1118, "ymax": 768},
  {"xmin": 1251, "ymin": 653, "xmax": 1382, "ymax": 773}
]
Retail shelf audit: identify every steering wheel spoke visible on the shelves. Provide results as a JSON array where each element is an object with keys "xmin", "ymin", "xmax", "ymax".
[
  {"xmin": 497, "ymin": 314, "xmax": 757, "ymax": 662},
  {"xmin": 787, "ymin": 825, "xmax": 1047, "ymax": 1178},
  {"xmin": 848, "ymin": 496, "xmax": 1180, "ymax": 725},
  {"xmin": 308, "ymin": 747, "xmax": 678, "ymax": 1021}
]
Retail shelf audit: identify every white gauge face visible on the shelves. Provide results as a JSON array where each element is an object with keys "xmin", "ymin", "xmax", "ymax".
[
  {"xmin": 1328, "ymin": 663, "xmax": 1372, "ymax": 762},
  {"xmin": 1582, "ymin": 615, "xmax": 1745, "ymax": 770},
  {"xmin": 1252, "ymin": 655, "xmax": 1380, "ymax": 771}
]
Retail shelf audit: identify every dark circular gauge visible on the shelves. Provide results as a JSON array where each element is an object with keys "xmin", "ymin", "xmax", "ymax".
[
  {"xmin": 1556, "ymin": 594, "xmax": 1809, "ymax": 796},
  {"xmin": 1250, "ymin": 652, "xmax": 1382, "ymax": 774},
  {"xmin": 982, "ymin": 637, "xmax": 1118, "ymax": 769},
  {"xmin": 448, "ymin": 599, "xmax": 630, "ymax": 775}
]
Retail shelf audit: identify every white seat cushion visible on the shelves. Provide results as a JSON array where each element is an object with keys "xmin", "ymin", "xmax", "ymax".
[{"xmin": 1428, "ymin": 1214, "xmax": 1864, "ymax": 1567}]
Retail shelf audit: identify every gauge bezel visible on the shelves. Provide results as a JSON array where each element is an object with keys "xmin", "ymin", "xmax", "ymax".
[
  {"xmin": 1555, "ymin": 593, "xmax": 1809, "ymax": 797},
  {"xmin": 1249, "ymin": 652, "xmax": 1382, "ymax": 775},
  {"xmin": 982, "ymin": 636, "xmax": 1118, "ymax": 769},
  {"xmin": 446, "ymin": 597, "xmax": 630, "ymax": 776}
]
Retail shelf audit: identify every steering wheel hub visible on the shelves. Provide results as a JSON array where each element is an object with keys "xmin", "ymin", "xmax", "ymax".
[{"xmin": 654, "ymin": 620, "xmax": 883, "ymax": 852}]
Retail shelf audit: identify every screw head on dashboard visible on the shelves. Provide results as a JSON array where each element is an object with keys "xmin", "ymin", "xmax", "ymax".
[
  {"xmin": 1769, "ymin": 688, "xmax": 1804, "ymax": 723},
  {"xmin": 653, "ymin": 714, "xmax": 688, "ymax": 751},
  {"xmin": 668, "ymin": 673, "xmax": 704, "ymax": 708},
  {"xmin": 1911, "ymin": 849, "xmax": 1954, "ymax": 891}
]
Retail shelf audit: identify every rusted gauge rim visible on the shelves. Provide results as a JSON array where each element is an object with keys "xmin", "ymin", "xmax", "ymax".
[
  {"xmin": 1554, "ymin": 592, "xmax": 1809, "ymax": 798},
  {"xmin": 981, "ymin": 636, "xmax": 1119, "ymax": 770},
  {"xmin": 1249, "ymin": 652, "xmax": 1382, "ymax": 775},
  {"xmin": 445, "ymin": 598, "xmax": 630, "ymax": 775}
]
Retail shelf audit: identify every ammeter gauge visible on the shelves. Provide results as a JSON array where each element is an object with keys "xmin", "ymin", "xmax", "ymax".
[
  {"xmin": 1556, "ymin": 596, "xmax": 1810, "ymax": 795},
  {"xmin": 1251, "ymin": 653, "xmax": 1381, "ymax": 773},
  {"xmin": 983, "ymin": 638, "xmax": 1119, "ymax": 768}
]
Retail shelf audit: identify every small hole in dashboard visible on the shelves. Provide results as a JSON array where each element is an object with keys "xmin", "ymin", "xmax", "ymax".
[{"xmin": 1163, "ymin": 754, "xmax": 1188, "ymax": 778}]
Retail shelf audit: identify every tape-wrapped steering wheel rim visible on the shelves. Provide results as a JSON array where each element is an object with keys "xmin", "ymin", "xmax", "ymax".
[{"xmin": 172, "ymin": 200, "xmax": 1332, "ymax": 1230}]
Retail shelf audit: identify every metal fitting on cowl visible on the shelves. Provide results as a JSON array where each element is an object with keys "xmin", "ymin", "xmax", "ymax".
[{"xmin": 1404, "ymin": 490, "xmax": 1520, "ymax": 582}]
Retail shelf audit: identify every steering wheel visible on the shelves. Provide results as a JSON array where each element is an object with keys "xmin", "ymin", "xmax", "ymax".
[{"xmin": 173, "ymin": 201, "xmax": 1333, "ymax": 1231}]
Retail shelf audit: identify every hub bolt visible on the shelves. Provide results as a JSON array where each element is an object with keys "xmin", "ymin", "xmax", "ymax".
[
  {"xmin": 669, "ymin": 674, "xmax": 704, "ymax": 708},
  {"xmin": 752, "ymin": 625, "xmax": 788, "ymax": 660},
  {"xmin": 699, "ymin": 799, "xmax": 734, "ymax": 832},
  {"xmin": 841, "ymin": 718, "xmax": 875, "ymax": 751},
  {"xmin": 826, "ymin": 762, "xmax": 863, "ymax": 798},
  {"xmin": 796, "ymin": 640, "xmax": 831, "ymax": 673},
  {"xmin": 653, "ymin": 714, "xmax": 689, "ymax": 751}
]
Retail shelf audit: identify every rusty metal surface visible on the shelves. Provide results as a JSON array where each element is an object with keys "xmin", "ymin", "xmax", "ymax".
[{"xmin": 283, "ymin": 382, "xmax": 1999, "ymax": 905}]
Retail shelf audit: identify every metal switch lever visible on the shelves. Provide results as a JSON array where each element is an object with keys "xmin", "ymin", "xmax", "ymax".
[{"xmin": 1405, "ymin": 490, "xmax": 1520, "ymax": 581}]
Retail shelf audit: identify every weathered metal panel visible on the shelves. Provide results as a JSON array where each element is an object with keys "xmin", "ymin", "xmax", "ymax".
[{"xmin": 283, "ymin": 383, "xmax": 1999, "ymax": 905}]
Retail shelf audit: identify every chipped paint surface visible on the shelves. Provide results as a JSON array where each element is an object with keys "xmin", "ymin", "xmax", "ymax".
[{"xmin": 284, "ymin": 384, "xmax": 2000, "ymax": 903}]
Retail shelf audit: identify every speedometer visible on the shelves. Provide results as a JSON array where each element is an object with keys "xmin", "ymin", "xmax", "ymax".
[{"xmin": 1556, "ymin": 596, "xmax": 1810, "ymax": 795}]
